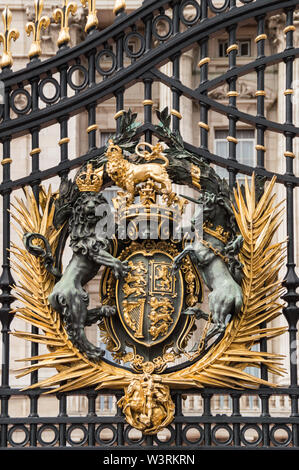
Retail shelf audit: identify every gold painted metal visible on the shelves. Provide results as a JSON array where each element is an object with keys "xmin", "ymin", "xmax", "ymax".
[
  {"xmin": 30, "ymin": 148, "xmax": 41, "ymax": 156},
  {"xmin": 255, "ymin": 33, "xmax": 267, "ymax": 42},
  {"xmin": 86, "ymin": 124, "xmax": 99, "ymax": 133},
  {"xmin": 58, "ymin": 137, "xmax": 70, "ymax": 146},
  {"xmin": 53, "ymin": 0, "xmax": 78, "ymax": 48},
  {"xmin": 80, "ymin": 0, "xmax": 98, "ymax": 33},
  {"xmin": 171, "ymin": 109, "xmax": 182, "ymax": 119},
  {"xmin": 106, "ymin": 140, "xmax": 177, "ymax": 207},
  {"xmin": 255, "ymin": 90, "xmax": 266, "ymax": 97},
  {"xmin": 191, "ymin": 164, "xmax": 201, "ymax": 190},
  {"xmin": 113, "ymin": 0, "xmax": 126, "ymax": 15},
  {"xmin": 255, "ymin": 144, "xmax": 266, "ymax": 152},
  {"xmin": 1, "ymin": 157, "xmax": 12, "ymax": 165},
  {"xmin": 26, "ymin": 0, "xmax": 50, "ymax": 59},
  {"xmin": 114, "ymin": 109, "xmax": 125, "ymax": 120},
  {"xmin": 0, "ymin": 7, "xmax": 19, "ymax": 69},
  {"xmin": 284, "ymin": 89, "xmax": 294, "ymax": 95},
  {"xmin": 198, "ymin": 121, "xmax": 209, "ymax": 131},
  {"xmin": 76, "ymin": 163, "xmax": 103, "ymax": 192},
  {"xmin": 197, "ymin": 57, "xmax": 210, "ymax": 67},
  {"xmin": 226, "ymin": 91, "xmax": 239, "ymax": 97},
  {"xmin": 203, "ymin": 221, "xmax": 230, "ymax": 245},
  {"xmin": 227, "ymin": 136, "xmax": 238, "ymax": 144},
  {"xmin": 284, "ymin": 151, "xmax": 295, "ymax": 158},
  {"xmin": 117, "ymin": 373, "xmax": 175, "ymax": 435},
  {"xmin": 226, "ymin": 44, "xmax": 238, "ymax": 54},
  {"xmin": 284, "ymin": 25, "xmax": 296, "ymax": 34},
  {"xmin": 142, "ymin": 99, "xmax": 154, "ymax": 106}
]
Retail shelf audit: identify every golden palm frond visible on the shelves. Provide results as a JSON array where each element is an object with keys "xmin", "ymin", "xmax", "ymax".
[
  {"xmin": 10, "ymin": 187, "xmax": 134, "ymax": 393},
  {"xmin": 164, "ymin": 175, "xmax": 287, "ymax": 388}
]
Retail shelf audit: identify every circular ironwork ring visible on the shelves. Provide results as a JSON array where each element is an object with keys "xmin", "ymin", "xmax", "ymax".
[
  {"xmin": 179, "ymin": 0, "xmax": 201, "ymax": 26},
  {"xmin": 269, "ymin": 424, "xmax": 292, "ymax": 447},
  {"xmin": 153, "ymin": 425, "xmax": 176, "ymax": 445},
  {"xmin": 67, "ymin": 64, "xmax": 89, "ymax": 91},
  {"xmin": 95, "ymin": 49, "xmax": 117, "ymax": 76},
  {"xmin": 38, "ymin": 77, "xmax": 60, "ymax": 105},
  {"xmin": 208, "ymin": 0, "xmax": 229, "ymax": 13},
  {"xmin": 152, "ymin": 14, "xmax": 173, "ymax": 41},
  {"xmin": 10, "ymin": 88, "xmax": 32, "ymax": 115},
  {"xmin": 66, "ymin": 424, "xmax": 88, "ymax": 446},
  {"xmin": 211, "ymin": 424, "xmax": 233, "ymax": 446},
  {"xmin": 182, "ymin": 424, "xmax": 204, "ymax": 445},
  {"xmin": 37, "ymin": 424, "xmax": 59, "ymax": 447},
  {"xmin": 8, "ymin": 425, "xmax": 30, "ymax": 447},
  {"xmin": 124, "ymin": 32, "xmax": 145, "ymax": 59},
  {"xmin": 240, "ymin": 424, "xmax": 263, "ymax": 447},
  {"xmin": 95, "ymin": 424, "xmax": 117, "ymax": 445},
  {"xmin": 123, "ymin": 425, "xmax": 145, "ymax": 445}
]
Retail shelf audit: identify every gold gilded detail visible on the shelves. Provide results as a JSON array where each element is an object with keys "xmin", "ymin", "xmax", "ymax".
[
  {"xmin": 255, "ymin": 144, "xmax": 266, "ymax": 152},
  {"xmin": 0, "ymin": 7, "xmax": 19, "ymax": 69},
  {"xmin": 1, "ymin": 157, "xmax": 12, "ymax": 165},
  {"xmin": 197, "ymin": 57, "xmax": 210, "ymax": 67},
  {"xmin": 81, "ymin": 0, "xmax": 98, "ymax": 33},
  {"xmin": 58, "ymin": 137, "xmax": 70, "ymax": 146},
  {"xmin": 284, "ymin": 151, "xmax": 295, "ymax": 158},
  {"xmin": 227, "ymin": 136, "xmax": 238, "ymax": 144},
  {"xmin": 255, "ymin": 90, "xmax": 266, "ymax": 97},
  {"xmin": 30, "ymin": 147, "xmax": 41, "ymax": 156},
  {"xmin": 284, "ymin": 89, "xmax": 294, "ymax": 95},
  {"xmin": 106, "ymin": 140, "xmax": 176, "ymax": 207},
  {"xmin": 142, "ymin": 99, "xmax": 154, "ymax": 106},
  {"xmin": 53, "ymin": 0, "xmax": 78, "ymax": 47},
  {"xmin": 284, "ymin": 25, "xmax": 296, "ymax": 34},
  {"xmin": 117, "ymin": 373, "xmax": 175, "ymax": 435},
  {"xmin": 171, "ymin": 109, "xmax": 182, "ymax": 119},
  {"xmin": 76, "ymin": 163, "xmax": 103, "ymax": 192},
  {"xmin": 191, "ymin": 164, "xmax": 201, "ymax": 190},
  {"xmin": 203, "ymin": 221, "xmax": 230, "ymax": 244},
  {"xmin": 149, "ymin": 297, "xmax": 174, "ymax": 341},
  {"xmin": 198, "ymin": 121, "xmax": 209, "ymax": 131},
  {"xmin": 226, "ymin": 91, "xmax": 239, "ymax": 98},
  {"xmin": 86, "ymin": 124, "xmax": 99, "ymax": 133},
  {"xmin": 226, "ymin": 44, "xmax": 238, "ymax": 54},
  {"xmin": 255, "ymin": 33, "xmax": 267, "ymax": 42},
  {"xmin": 113, "ymin": 0, "xmax": 126, "ymax": 15},
  {"xmin": 26, "ymin": 0, "xmax": 50, "ymax": 59},
  {"xmin": 114, "ymin": 109, "xmax": 125, "ymax": 120}
]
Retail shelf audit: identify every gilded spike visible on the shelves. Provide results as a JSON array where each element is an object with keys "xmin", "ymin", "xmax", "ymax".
[
  {"xmin": 81, "ymin": 0, "xmax": 98, "ymax": 33},
  {"xmin": 26, "ymin": 0, "xmax": 50, "ymax": 59},
  {"xmin": 113, "ymin": 0, "xmax": 126, "ymax": 16},
  {"xmin": 0, "ymin": 7, "xmax": 20, "ymax": 69},
  {"xmin": 53, "ymin": 0, "xmax": 78, "ymax": 48}
]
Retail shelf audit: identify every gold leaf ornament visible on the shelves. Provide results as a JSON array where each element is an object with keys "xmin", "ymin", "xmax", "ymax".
[
  {"xmin": 26, "ymin": 0, "xmax": 50, "ymax": 59},
  {"xmin": 53, "ymin": 0, "xmax": 78, "ymax": 47},
  {"xmin": 0, "ymin": 7, "xmax": 19, "ymax": 69}
]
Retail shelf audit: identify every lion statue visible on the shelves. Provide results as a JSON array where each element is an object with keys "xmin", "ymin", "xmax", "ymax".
[{"xmin": 48, "ymin": 190, "xmax": 129, "ymax": 361}]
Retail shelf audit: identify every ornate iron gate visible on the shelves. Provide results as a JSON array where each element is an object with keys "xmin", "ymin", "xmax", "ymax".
[{"xmin": 0, "ymin": 0, "xmax": 299, "ymax": 452}]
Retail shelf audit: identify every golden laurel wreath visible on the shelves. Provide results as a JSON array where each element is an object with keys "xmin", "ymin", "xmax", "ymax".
[{"xmin": 10, "ymin": 175, "xmax": 287, "ymax": 432}]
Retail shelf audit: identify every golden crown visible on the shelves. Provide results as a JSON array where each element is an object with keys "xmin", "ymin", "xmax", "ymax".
[
  {"xmin": 203, "ymin": 221, "xmax": 230, "ymax": 244},
  {"xmin": 76, "ymin": 163, "xmax": 103, "ymax": 192}
]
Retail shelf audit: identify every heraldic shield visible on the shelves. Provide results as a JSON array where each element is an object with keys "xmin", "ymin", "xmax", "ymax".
[{"xmin": 12, "ymin": 109, "xmax": 287, "ymax": 435}]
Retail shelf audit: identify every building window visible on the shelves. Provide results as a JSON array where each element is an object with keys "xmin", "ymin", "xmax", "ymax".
[
  {"xmin": 218, "ymin": 39, "xmax": 251, "ymax": 57},
  {"xmin": 214, "ymin": 129, "xmax": 255, "ymax": 184}
]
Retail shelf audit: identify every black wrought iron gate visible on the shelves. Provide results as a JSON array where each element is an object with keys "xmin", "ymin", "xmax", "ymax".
[{"xmin": 0, "ymin": 0, "xmax": 299, "ymax": 451}]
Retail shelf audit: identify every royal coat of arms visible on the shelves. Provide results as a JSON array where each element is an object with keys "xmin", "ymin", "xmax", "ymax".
[{"xmin": 11, "ymin": 109, "xmax": 286, "ymax": 434}]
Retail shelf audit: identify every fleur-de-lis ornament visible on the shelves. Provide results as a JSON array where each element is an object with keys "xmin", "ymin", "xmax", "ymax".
[
  {"xmin": 53, "ymin": 0, "xmax": 78, "ymax": 48},
  {"xmin": 81, "ymin": 0, "xmax": 98, "ymax": 33},
  {"xmin": 26, "ymin": 0, "xmax": 50, "ymax": 59},
  {"xmin": 0, "ymin": 7, "xmax": 19, "ymax": 69}
]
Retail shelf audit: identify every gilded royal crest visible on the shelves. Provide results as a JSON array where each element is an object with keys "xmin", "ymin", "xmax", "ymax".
[{"xmin": 11, "ymin": 109, "xmax": 287, "ymax": 435}]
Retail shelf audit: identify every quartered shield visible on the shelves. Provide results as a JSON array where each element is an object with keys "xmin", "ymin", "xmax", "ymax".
[{"xmin": 116, "ymin": 250, "xmax": 184, "ymax": 347}]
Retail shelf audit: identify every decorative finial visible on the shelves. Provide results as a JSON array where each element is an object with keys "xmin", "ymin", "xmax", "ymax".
[
  {"xmin": 26, "ymin": 0, "xmax": 50, "ymax": 59},
  {"xmin": 0, "ymin": 7, "xmax": 20, "ymax": 69},
  {"xmin": 80, "ymin": 0, "xmax": 98, "ymax": 33},
  {"xmin": 76, "ymin": 163, "xmax": 103, "ymax": 192},
  {"xmin": 53, "ymin": 0, "xmax": 78, "ymax": 48},
  {"xmin": 113, "ymin": 0, "xmax": 126, "ymax": 16}
]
